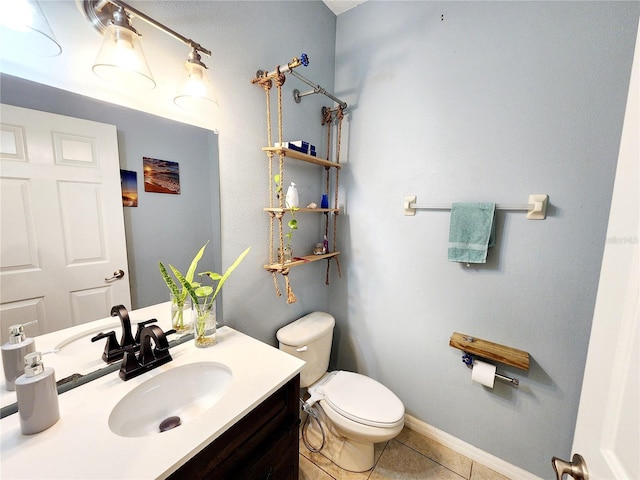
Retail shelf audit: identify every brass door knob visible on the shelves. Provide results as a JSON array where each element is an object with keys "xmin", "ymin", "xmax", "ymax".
[
  {"xmin": 105, "ymin": 269, "xmax": 125, "ymax": 281},
  {"xmin": 552, "ymin": 453, "xmax": 589, "ymax": 480}
]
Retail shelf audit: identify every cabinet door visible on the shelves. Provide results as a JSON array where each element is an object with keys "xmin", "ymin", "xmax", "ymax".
[{"xmin": 168, "ymin": 375, "xmax": 300, "ymax": 480}]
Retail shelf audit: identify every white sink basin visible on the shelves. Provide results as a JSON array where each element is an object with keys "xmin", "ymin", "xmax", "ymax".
[
  {"xmin": 108, "ymin": 362, "xmax": 233, "ymax": 438},
  {"xmin": 54, "ymin": 322, "xmax": 120, "ymax": 356}
]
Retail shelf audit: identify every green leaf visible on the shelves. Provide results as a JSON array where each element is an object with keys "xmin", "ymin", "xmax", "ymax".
[
  {"xmin": 185, "ymin": 241, "xmax": 208, "ymax": 283},
  {"xmin": 211, "ymin": 247, "xmax": 251, "ymax": 301},
  {"xmin": 170, "ymin": 265, "xmax": 199, "ymax": 305},
  {"xmin": 159, "ymin": 262, "xmax": 180, "ymax": 296},
  {"xmin": 195, "ymin": 285, "xmax": 214, "ymax": 297},
  {"xmin": 288, "ymin": 219, "xmax": 298, "ymax": 229},
  {"xmin": 200, "ymin": 271, "xmax": 223, "ymax": 281},
  {"xmin": 273, "ymin": 174, "xmax": 280, "ymax": 184}
]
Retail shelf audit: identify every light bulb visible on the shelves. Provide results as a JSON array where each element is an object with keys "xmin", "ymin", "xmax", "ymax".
[
  {"xmin": 174, "ymin": 50, "xmax": 218, "ymax": 111},
  {"xmin": 0, "ymin": 0, "xmax": 61, "ymax": 56},
  {"xmin": 182, "ymin": 63, "xmax": 208, "ymax": 97},
  {"xmin": 0, "ymin": 0, "xmax": 33, "ymax": 32},
  {"xmin": 110, "ymin": 27, "xmax": 140, "ymax": 72},
  {"xmin": 92, "ymin": 20, "xmax": 155, "ymax": 90}
]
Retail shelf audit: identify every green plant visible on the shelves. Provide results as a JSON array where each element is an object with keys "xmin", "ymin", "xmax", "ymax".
[
  {"xmin": 159, "ymin": 242, "xmax": 208, "ymax": 331},
  {"xmin": 171, "ymin": 246, "xmax": 251, "ymax": 341},
  {"xmin": 274, "ymin": 174, "xmax": 298, "ymax": 247}
]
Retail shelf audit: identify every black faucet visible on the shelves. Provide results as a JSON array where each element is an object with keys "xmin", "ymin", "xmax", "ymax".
[
  {"xmin": 91, "ymin": 305, "xmax": 157, "ymax": 363},
  {"xmin": 112, "ymin": 305, "xmax": 135, "ymax": 349},
  {"xmin": 119, "ymin": 325, "xmax": 175, "ymax": 381}
]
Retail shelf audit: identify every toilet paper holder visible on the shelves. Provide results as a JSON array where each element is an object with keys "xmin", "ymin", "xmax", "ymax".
[
  {"xmin": 449, "ymin": 332, "xmax": 530, "ymax": 370},
  {"xmin": 462, "ymin": 354, "xmax": 520, "ymax": 386}
]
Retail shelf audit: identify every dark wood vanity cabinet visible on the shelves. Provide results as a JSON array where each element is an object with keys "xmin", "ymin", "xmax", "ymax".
[{"xmin": 168, "ymin": 374, "xmax": 300, "ymax": 480}]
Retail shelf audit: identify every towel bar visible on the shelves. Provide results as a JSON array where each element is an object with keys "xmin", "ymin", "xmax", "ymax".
[{"xmin": 404, "ymin": 194, "xmax": 548, "ymax": 219}]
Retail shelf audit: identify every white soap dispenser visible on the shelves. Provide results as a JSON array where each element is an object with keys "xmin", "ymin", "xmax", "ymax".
[
  {"xmin": 1, "ymin": 322, "xmax": 36, "ymax": 391},
  {"xmin": 15, "ymin": 351, "xmax": 60, "ymax": 435},
  {"xmin": 285, "ymin": 182, "xmax": 299, "ymax": 208}
]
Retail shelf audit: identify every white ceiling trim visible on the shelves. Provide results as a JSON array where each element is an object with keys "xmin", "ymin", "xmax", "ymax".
[{"xmin": 322, "ymin": 0, "xmax": 367, "ymax": 16}]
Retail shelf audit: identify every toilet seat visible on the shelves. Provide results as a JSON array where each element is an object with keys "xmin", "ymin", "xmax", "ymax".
[{"xmin": 310, "ymin": 371, "xmax": 404, "ymax": 429}]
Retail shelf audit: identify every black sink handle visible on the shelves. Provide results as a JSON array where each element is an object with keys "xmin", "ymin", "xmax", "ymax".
[
  {"xmin": 91, "ymin": 330, "xmax": 116, "ymax": 343},
  {"xmin": 91, "ymin": 331, "xmax": 122, "ymax": 363},
  {"xmin": 134, "ymin": 319, "xmax": 158, "ymax": 343}
]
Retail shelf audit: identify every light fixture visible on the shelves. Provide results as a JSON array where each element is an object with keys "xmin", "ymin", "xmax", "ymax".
[
  {"xmin": 0, "ymin": 0, "xmax": 61, "ymax": 57},
  {"xmin": 174, "ymin": 48, "xmax": 219, "ymax": 111},
  {"xmin": 92, "ymin": 6, "xmax": 155, "ymax": 90},
  {"xmin": 81, "ymin": 0, "xmax": 218, "ymax": 111}
]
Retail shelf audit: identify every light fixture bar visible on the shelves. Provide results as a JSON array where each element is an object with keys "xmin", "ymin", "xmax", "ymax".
[{"xmin": 83, "ymin": 0, "xmax": 211, "ymax": 57}]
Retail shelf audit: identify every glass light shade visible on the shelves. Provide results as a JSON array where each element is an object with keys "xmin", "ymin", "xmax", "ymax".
[
  {"xmin": 174, "ymin": 61, "xmax": 219, "ymax": 111},
  {"xmin": 0, "ymin": 0, "xmax": 61, "ymax": 57},
  {"xmin": 92, "ymin": 23, "xmax": 155, "ymax": 90}
]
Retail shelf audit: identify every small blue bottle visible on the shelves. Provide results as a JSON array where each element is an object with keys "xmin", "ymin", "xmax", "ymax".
[{"xmin": 320, "ymin": 193, "xmax": 329, "ymax": 209}]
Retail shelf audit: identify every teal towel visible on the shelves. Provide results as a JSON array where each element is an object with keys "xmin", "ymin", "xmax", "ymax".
[{"xmin": 448, "ymin": 203, "xmax": 496, "ymax": 264}]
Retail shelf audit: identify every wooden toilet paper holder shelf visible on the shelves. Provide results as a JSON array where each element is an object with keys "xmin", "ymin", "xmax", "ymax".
[{"xmin": 449, "ymin": 332, "xmax": 530, "ymax": 371}]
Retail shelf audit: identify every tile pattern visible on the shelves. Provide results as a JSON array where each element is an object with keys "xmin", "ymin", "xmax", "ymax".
[{"xmin": 300, "ymin": 426, "xmax": 511, "ymax": 480}]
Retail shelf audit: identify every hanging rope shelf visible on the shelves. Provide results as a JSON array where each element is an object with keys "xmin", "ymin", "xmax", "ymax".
[{"xmin": 251, "ymin": 54, "xmax": 346, "ymax": 303}]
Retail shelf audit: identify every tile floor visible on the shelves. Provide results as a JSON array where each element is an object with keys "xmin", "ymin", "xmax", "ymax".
[{"xmin": 299, "ymin": 425, "xmax": 512, "ymax": 480}]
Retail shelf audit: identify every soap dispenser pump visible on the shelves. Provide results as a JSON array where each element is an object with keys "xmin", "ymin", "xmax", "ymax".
[
  {"xmin": 15, "ymin": 351, "xmax": 60, "ymax": 435},
  {"xmin": 285, "ymin": 182, "xmax": 299, "ymax": 208},
  {"xmin": 2, "ymin": 322, "xmax": 36, "ymax": 391}
]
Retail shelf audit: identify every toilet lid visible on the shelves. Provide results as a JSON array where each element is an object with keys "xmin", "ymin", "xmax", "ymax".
[{"xmin": 322, "ymin": 371, "xmax": 404, "ymax": 428}]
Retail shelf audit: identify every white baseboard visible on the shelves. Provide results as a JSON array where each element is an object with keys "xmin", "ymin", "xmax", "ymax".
[{"xmin": 403, "ymin": 414, "xmax": 543, "ymax": 480}]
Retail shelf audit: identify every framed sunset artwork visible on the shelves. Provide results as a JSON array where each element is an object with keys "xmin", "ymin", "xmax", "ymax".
[
  {"xmin": 143, "ymin": 157, "xmax": 180, "ymax": 194},
  {"xmin": 120, "ymin": 169, "xmax": 138, "ymax": 207}
]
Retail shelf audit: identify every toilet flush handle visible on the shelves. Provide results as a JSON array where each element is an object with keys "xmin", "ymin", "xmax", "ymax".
[{"xmin": 296, "ymin": 346, "xmax": 308, "ymax": 352}]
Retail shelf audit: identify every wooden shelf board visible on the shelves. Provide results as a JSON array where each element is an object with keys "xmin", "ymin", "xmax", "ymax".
[
  {"xmin": 263, "ymin": 207, "xmax": 340, "ymax": 214},
  {"xmin": 263, "ymin": 252, "xmax": 340, "ymax": 271},
  {"xmin": 262, "ymin": 147, "xmax": 341, "ymax": 169},
  {"xmin": 449, "ymin": 332, "xmax": 530, "ymax": 370}
]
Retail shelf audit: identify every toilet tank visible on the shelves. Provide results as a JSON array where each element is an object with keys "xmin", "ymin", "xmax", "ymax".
[{"xmin": 277, "ymin": 312, "xmax": 335, "ymax": 388}]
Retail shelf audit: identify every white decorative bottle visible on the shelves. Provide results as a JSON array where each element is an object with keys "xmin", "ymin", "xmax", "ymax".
[
  {"xmin": 15, "ymin": 352, "xmax": 60, "ymax": 435},
  {"xmin": 285, "ymin": 182, "xmax": 299, "ymax": 208},
  {"xmin": 2, "ymin": 323, "xmax": 36, "ymax": 391}
]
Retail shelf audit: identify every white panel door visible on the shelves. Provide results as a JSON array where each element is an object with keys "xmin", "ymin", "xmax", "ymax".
[
  {"xmin": 559, "ymin": 18, "xmax": 639, "ymax": 480},
  {"xmin": 0, "ymin": 104, "xmax": 131, "ymax": 340}
]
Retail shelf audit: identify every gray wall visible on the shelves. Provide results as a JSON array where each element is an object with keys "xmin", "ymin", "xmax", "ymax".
[
  {"xmin": 0, "ymin": 75, "xmax": 221, "ymax": 310},
  {"xmin": 332, "ymin": 1, "xmax": 639, "ymax": 477},
  {"xmin": 208, "ymin": 1, "xmax": 338, "ymax": 342}
]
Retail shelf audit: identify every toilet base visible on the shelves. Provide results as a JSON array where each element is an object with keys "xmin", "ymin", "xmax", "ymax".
[{"xmin": 304, "ymin": 406, "xmax": 375, "ymax": 472}]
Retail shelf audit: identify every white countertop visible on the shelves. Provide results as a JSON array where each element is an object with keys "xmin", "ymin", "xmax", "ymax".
[
  {"xmin": 1, "ymin": 303, "xmax": 176, "ymax": 408},
  {"xmin": 0, "ymin": 303, "xmax": 305, "ymax": 479}
]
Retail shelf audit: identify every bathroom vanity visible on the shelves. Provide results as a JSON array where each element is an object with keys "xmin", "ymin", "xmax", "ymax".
[
  {"xmin": 169, "ymin": 374, "xmax": 300, "ymax": 479},
  {"xmin": 0, "ymin": 303, "xmax": 304, "ymax": 479}
]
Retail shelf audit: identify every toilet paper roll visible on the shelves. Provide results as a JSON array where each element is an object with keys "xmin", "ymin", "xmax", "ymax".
[{"xmin": 472, "ymin": 360, "xmax": 496, "ymax": 388}]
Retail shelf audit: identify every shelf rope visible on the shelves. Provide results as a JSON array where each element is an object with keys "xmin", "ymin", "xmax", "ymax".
[
  {"xmin": 322, "ymin": 106, "xmax": 344, "ymax": 284},
  {"xmin": 275, "ymin": 70, "xmax": 296, "ymax": 303},
  {"xmin": 261, "ymin": 76, "xmax": 282, "ymax": 298},
  {"xmin": 333, "ymin": 106, "xmax": 343, "ymax": 280}
]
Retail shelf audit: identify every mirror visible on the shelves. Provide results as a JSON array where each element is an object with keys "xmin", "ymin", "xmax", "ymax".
[
  {"xmin": 0, "ymin": 1, "xmax": 222, "ymax": 414},
  {"xmin": 0, "ymin": 74, "xmax": 222, "ymax": 362}
]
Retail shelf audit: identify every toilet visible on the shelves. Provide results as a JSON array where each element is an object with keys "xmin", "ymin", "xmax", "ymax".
[{"xmin": 277, "ymin": 312, "xmax": 404, "ymax": 472}]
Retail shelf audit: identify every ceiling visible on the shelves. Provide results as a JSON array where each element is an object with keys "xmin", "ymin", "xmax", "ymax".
[{"xmin": 322, "ymin": 0, "xmax": 367, "ymax": 15}]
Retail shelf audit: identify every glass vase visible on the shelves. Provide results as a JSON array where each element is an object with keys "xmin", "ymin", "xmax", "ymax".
[
  {"xmin": 278, "ymin": 245, "xmax": 293, "ymax": 263},
  {"xmin": 193, "ymin": 299, "xmax": 216, "ymax": 348},
  {"xmin": 170, "ymin": 293, "xmax": 192, "ymax": 334}
]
